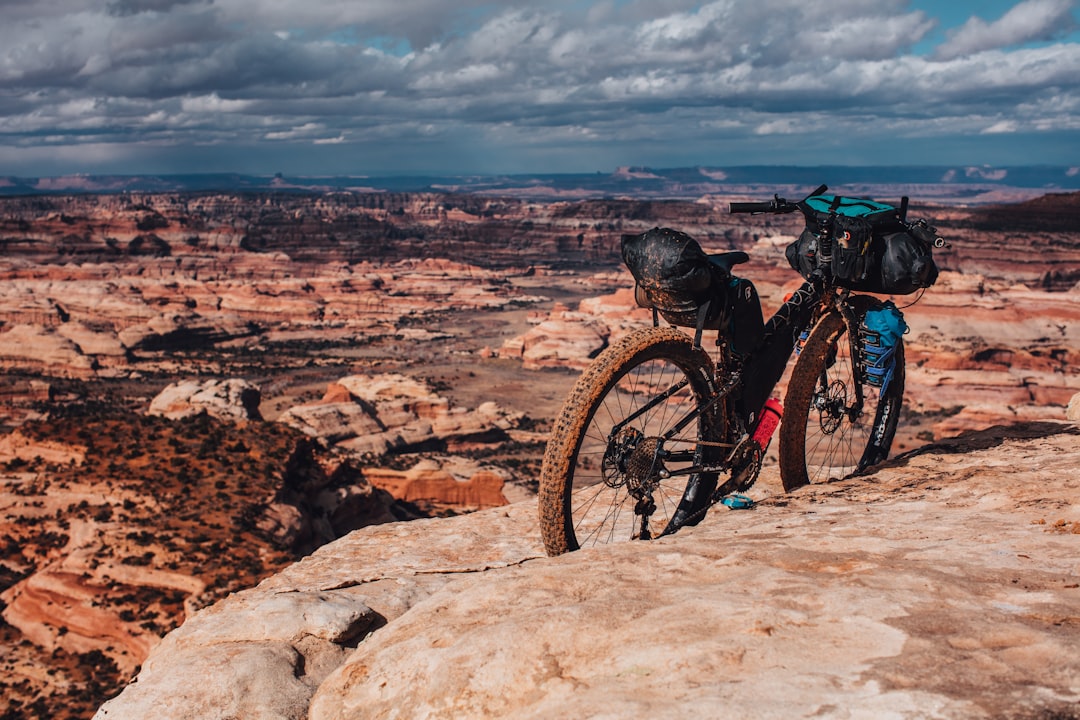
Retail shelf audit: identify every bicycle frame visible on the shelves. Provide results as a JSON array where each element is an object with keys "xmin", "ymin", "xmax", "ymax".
[
  {"xmin": 540, "ymin": 184, "xmax": 934, "ymax": 554},
  {"xmin": 637, "ymin": 281, "xmax": 870, "ymax": 488}
]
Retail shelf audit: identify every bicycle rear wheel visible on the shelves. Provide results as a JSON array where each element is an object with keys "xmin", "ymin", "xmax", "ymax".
[
  {"xmin": 779, "ymin": 298, "xmax": 904, "ymax": 491},
  {"xmin": 539, "ymin": 327, "xmax": 722, "ymax": 556}
]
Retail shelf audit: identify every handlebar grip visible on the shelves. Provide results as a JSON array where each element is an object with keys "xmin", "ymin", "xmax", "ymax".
[{"xmin": 729, "ymin": 201, "xmax": 776, "ymax": 214}]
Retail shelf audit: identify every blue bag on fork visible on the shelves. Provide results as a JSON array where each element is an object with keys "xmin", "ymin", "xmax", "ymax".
[{"xmin": 860, "ymin": 301, "xmax": 907, "ymax": 394}]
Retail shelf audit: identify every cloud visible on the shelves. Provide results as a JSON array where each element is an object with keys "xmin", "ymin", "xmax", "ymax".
[
  {"xmin": 263, "ymin": 123, "xmax": 350, "ymax": 144},
  {"xmin": 982, "ymin": 120, "xmax": 1019, "ymax": 134},
  {"xmin": 755, "ymin": 118, "xmax": 801, "ymax": 135},
  {"xmin": 181, "ymin": 94, "xmax": 253, "ymax": 113},
  {"xmin": 935, "ymin": 0, "xmax": 1078, "ymax": 60},
  {"xmin": 965, "ymin": 166, "xmax": 1009, "ymax": 180},
  {"xmin": 0, "ymin": 0, "xmax": 1076, "ymax": 175}
]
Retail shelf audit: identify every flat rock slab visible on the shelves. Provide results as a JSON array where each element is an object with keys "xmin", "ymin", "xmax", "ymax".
[{"xmin": 99, "ymin": 422, "xmax": 1080, "ymax": 719}]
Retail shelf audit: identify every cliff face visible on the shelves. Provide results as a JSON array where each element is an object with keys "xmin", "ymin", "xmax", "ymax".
[{"xmin": 95, "ymin": 422, "xmax": 1080, "ymax": 719}]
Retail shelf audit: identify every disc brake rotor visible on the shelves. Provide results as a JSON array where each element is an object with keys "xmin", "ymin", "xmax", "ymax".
[{"xmin": 816, "ymin": 379, "xmax": 847, "ymax": 434}]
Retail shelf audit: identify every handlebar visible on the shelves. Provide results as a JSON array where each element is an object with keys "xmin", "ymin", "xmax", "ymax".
[
  {"xmin": 729, "ymin": 200, "xmax": 782, "ymax": 214},
  {"xmin": 910, "ymin": 217, "xmax": 951, "ymax": 249},
  {"xmin": 727, "ymin": 184, "xmax": 949, "ymax": 246},
  {"xmin": 729, "ymin": 197, "xmax": 801, "ymax": 215},
  {"xmin": 729, "ymin": 184, "xmax": 828, "ymax": 215}
]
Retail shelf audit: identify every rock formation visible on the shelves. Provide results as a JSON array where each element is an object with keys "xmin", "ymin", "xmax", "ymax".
[
  {"xmin": 96, "ymin": 422, "xmax": 1080, "ymax": 719},
  {"xmin": 297, "ymin": 374, "xmax": 524, "ymax": 454},
  {"xmin": 276, "ymin": 374, "xmax": 527, "ymax": 511},
  {"xmin": 361, "ymin": 458, "xmax": 511, "ymax": 511},
  {"xmin": 148, "ymin": 379, "xmax": 263, "ymax": 421},
  {"xmin": 0, "ymin": 324, "xmax": 98, "ymax": 378}
]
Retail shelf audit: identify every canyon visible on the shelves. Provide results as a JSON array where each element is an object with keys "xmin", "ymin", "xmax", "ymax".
[{"xmin": 0, "ymin": 187, "xmax": 1077, "ymax": 718}]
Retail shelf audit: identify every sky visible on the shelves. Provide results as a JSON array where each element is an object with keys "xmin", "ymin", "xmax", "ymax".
[{"xmin": 0, "ymin": 0, "xmax": 1077, "ymax": 177}]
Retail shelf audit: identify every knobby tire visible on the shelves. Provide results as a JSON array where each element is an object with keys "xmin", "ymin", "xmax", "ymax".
[
  {"xmin": 538, "ymin": 327, "xmax": 721, "ymax": 556},
  {"xmin": 779, "ymin": 297, "xmax": 905, "ymax": 491}
]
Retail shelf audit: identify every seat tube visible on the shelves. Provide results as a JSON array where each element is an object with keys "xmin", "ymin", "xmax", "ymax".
[{"xmin": 736, "ymin": 281, "xmax": 822, "ymax": 423}]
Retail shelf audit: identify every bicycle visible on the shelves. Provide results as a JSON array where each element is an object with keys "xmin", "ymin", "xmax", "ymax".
[{"xmin": 538, "ymin": 184, "xmax": 945, "ymax": 556}]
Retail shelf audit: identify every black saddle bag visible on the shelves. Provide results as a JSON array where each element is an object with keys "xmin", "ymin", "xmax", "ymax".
[{"xmin": 623, "ymin": 227, "xmax": 763, "ymax": 354}]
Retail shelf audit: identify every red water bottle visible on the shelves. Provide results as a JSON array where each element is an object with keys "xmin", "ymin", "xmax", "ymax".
[{"xmin": 751, "ymin": 398, "xmax": 783, "ymax": 448}]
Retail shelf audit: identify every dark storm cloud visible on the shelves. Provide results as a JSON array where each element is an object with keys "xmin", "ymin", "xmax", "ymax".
[{"xmin": 0, "ymin": 0, "xmax": 1076, "ymax": 174}]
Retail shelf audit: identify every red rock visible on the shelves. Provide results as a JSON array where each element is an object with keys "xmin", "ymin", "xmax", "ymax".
[
  {"xmin": 0, "ymin": 325, "xmax": 97, "ymax": 377},
  {"xmin": 362, "ymin": 459, "xmax": 508, "ymax": 509},
  {"xmin": 320, "ymin": 383, "xmax": 356, "ymax": 404}
]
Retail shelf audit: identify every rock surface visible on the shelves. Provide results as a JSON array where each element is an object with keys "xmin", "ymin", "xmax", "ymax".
[{"xmin": 97, "ymin": 422, "xmax": 1080, "ymax": 719}]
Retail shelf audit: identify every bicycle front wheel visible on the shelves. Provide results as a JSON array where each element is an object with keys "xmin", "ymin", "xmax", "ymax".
[
  {"xmin": 539, "ymin": 327, "xmax": 722, "ymax": 556},
  {"xmin": 779, "ymin": 298, "xmax": 905, "ymax": 491}
]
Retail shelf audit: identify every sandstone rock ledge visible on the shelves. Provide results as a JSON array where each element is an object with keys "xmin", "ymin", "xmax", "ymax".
[{"xmin": 96, "ymin": 423, "xmax": 1080, "ymax": 720}]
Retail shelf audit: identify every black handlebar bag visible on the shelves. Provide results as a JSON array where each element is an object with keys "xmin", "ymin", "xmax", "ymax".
[
  {"xmin": 622, "ymin": 227, "xmax": 764, "ymax": 355},
  {"xmin": 787, "ymin": 194, "xmax": 940, "ymax": 295}
]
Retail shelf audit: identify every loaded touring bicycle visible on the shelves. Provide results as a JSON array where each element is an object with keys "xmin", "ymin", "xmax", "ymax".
[{"xmin": 538, "ymin": 184, "xmax": 947, "ymax": 556}]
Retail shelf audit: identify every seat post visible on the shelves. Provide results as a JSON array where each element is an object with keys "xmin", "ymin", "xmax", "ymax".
[{"xmin": 693, "ymin": 299, "xmax": 711, "ymax": 349}]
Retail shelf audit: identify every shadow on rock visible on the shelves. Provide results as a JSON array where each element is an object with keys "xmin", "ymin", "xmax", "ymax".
[{"xmin": 879, "ymin": 421, "xmax": 1079, "ymax": 470}]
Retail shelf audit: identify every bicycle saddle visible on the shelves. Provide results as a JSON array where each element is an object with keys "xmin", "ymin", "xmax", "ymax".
[{"xmin": 707, "ymin": 251, "xmax": 750, "ymax": 274}]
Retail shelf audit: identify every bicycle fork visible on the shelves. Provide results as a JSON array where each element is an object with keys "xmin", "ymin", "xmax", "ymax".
[{"xmin": 811, "ymin": 298, "xmax": 869, "ymax": 429}]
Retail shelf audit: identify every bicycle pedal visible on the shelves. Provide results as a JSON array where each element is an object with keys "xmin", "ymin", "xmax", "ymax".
[{"xmin": 721, "ymin": 494, "xmax": 755, "ymax": 510}]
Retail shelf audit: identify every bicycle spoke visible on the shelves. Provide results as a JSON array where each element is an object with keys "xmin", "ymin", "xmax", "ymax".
[
  {"xmin": 539, "ymin": 327, "xmax": 723, "ymax": 554},
  {"xmin": 780, "ymin": 298, "xmax": 905, "ymax": 491}
]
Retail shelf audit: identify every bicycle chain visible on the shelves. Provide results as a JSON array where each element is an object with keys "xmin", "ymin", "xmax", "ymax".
[{"xmin": 667, "ymin": 439, "xmax": 764, "ymax": 531}]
